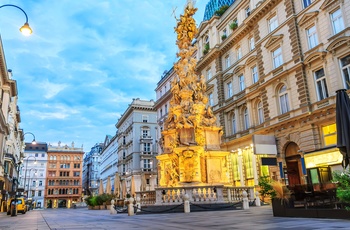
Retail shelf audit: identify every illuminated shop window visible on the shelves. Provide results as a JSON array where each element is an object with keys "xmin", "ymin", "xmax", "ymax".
[{"xmin": 322, "ymin": 123, "xmax": 336, "ymax": 146}]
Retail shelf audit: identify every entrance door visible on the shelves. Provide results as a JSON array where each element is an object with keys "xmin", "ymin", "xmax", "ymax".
[
  {"xmin": 58, "ymin": 199, "xmax": 67, "ymax": 208},
  {"xmin": 286, "ymin": 161, "xmax": 300, "ymax": 185}
]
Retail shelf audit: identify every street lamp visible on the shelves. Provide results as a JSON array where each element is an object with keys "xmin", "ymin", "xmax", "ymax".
[
  {"xmin": 22, "ymin": 132, "xmax": 36, "ymax": 145},
  {"xmin": 0, "ymin": 4, "xmax": 33, "ymax": 36}
]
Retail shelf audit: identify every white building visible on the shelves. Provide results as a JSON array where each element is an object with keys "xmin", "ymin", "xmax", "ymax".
[
  {"xmin": 116, "ymin": 98, "xmax": 158, "ymax": 197},
  {"xmin": 82, "ymin": 143, "xmax": 102, "ymax": 195},
  {"xmin": 21, "ymin": 142, "xmax": 48, "ymax": 209},
  {"xmin": 99, "ymin": 135, "xmax": 118, "ymax": 193}
]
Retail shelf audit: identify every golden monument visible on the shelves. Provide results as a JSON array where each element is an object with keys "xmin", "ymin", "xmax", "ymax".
[{"xmin": 157, "ymin": 1, "xmax": 231, "ymax": 187}]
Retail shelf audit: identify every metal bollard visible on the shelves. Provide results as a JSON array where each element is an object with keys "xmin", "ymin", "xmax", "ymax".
[
  {"xmin": 242, "ymin": 191, "xmax": 249, "ymax": 210},
  {"xmin": 255, "ymin": 191, "xmax": 261, "ymax": 207},
  {"xmin": 184, "ymin": 194, "xmax": 190, "ymax": 213}
]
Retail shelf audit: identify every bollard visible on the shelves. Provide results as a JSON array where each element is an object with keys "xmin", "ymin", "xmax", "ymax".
[
  {"xmin": 242, "ymin": 191, "xmax": 249, "ymax": 210},
  {"xmin": 184, "ymin": 194, "xmax": 190, "ymax": 213},
  {"xmin": 136, "ymin": 197, "xmax": 141, "ymax": 213},
  {"xmin": 110, "ymin": 200, "xmax": 117, "ymax": 214},
  {"xmin": 128, "ymin": 197, "xmax": 135, "ymax": 216},
  {"xmin": 255, "ymin": 191, "xmax": 261, "ymax": 207}
]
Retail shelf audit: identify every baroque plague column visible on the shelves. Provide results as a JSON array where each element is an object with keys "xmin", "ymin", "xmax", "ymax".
[{"xmin": 157, "ymin": 2, "xmax": 231, "ymax": 187}]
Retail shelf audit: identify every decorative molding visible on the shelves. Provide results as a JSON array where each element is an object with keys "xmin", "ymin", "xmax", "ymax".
[
  {"xmin": 264, "ymin": 34, "xmax": 284, "ymax": 49},
  {"xmin": 298, "ymin": 11, "xmax": 319, "ymax": 27}
]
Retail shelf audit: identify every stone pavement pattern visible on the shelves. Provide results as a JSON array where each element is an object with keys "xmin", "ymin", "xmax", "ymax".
[{"xmin": 1, "ymin": 206, "xmax": 350, "ymax": 230}]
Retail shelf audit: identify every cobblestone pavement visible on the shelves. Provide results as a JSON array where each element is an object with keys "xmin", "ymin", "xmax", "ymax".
[{"xmin": 1, "ymin": 206, "xmax": 350, "ymax": 230}]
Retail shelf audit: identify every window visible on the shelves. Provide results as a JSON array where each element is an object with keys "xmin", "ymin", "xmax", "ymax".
[
  {"xmin": 239, "ymin": 75, "xmax": 245, "ymax": 91},
  {"xmin": 331, "ymin": 8, "xmax": 345, "ymax": 34},
  {"xmin": 32, "ymin": 180, "xmax": 36, "ymax": 187},
  {"xmin": 41, "ymin": 153, "xmax": 45, "ymax": 157},
  {"xmin": 225, "ymin": 56, "xmax": 230, "ymax": 69},
  {"xmin": 223, "ymin": 29, "xmax": 227, "ymax": 37},
  {"xmin": 269, "ymin": 15, "xmax": 278, "ymax": 32},
  {"xmin": 252, "ymin": 66, "xmax": 258, "ymax": 83},
  {"xmin": 209, "ymin": 93, "xmax": 214, "ymax": 106},
  {"xmin": 38, "ymin": 191, "xmax": 42, "ymax": 197},
  {"xmin": 143, "ymin": 159, "xmax": 151, "ymax": 170},
  {"xmin": 74, "ymin": 163, "xmax": 81, "ymax": 168},
  {"xmin": 232, "ymin": 114, "xmax": 237, "ymax": 135},
  {"xmin": 303, "ymin": 0, "xmax": 313, "ymax": 8},
  {"xmin": 272, "ymin": 47, "xmax": 283, "ymax": 69},
  {"xmin": 123, "ymin": 151, "xmax": 126, "ymax": 159},
  {"xmin": 206, "ymin": 69, "xmax": 212, "ymax": 80},
  {"xmin": 341, "ymin": 55, "xmax": 350, "ymax": 89},
  {"xmin": 314, "ymin": 68, "xmax": 329, "ymax": 100},
  {"xmin": 227, "ymin": 82, "xmax": 233, "ymax": 98},
  {"xmin": 245, "ymin": 7, "xmax": 250, "ymax": 17},
  {"xmin": 165, "ymin": 104, "xmax": 168, "ymax": 114},
  {"xmin": 39, "ymin": 180, "xmax": 42, "ymax": 186},
  {"xmin": 243, "ymin": 108, "xmax": 249, "ymax": 130},
  {"xmin": 279, "ymin": 85, "xmax": 290, "ymax": 114},
  {"xmin": 143, "ymin": 143, "xmax": 151, "ymax": 153},
  {"xmin": 160, "ymin": 109, "xmax": 163, "ymax": 117},
  {"xmin": 237, "ymin": 47, "xmax": 242, "ymax": 60},
  {"xmin": 142, "ymin": 128, "xmax": 149, "ymax": 138},
  {"xmin": 35, "ymin": 153, "xmax": 38, "ymax": 157},
  {"xmin": 73, "ymin": 171, "xmax": 80, "ymax": 177},
  {"xmin": 249, "ymin": 37, "xmax": 255, "ymax": 51},
  {"xmin": 307, "ymin": 25, "xmax": 318, "ymax": 49},
  {"xmin": 257, "ymin": 101, "xmax": 264, "ymax": 125},
  {"xmin": 142, "ymin": 115, "xmax": 148, "ymax": 122},
  {"xmin": 322, "ymin": 124, "xmax": 337, "ymax": 146}
]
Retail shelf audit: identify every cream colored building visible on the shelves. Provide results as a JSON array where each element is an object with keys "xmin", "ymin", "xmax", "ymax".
[{"xmin": 195, "ymin": 0, "xmax": 350, "ymax": 187}]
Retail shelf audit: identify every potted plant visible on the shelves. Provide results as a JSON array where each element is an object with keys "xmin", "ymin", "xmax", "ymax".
[
  {"xmin": 214, "ymin": 5, "xmax": 229, "ymax": 17},
  {"xmin": 270, "ymin": 181, "xmax": 292, "ymax": 217},
  {"xmin": 221, "ymin": 34, "xmax": 227, "ymax": 41},
  {"xmin": 258, "ymin": 176, "xmax": 276, "ymax": 203},
  {"xmin": 332, "ymin": 169, "xmax": 350, "ymax": 210},
  {"xmin": 203, "ymin": 43, "xmax": 210, "ymax": 55},
  {"xmin": 229, "ymin": 21, "xmax": 238, "ymax": 30},
  {"xmin": 95, "ymin": 195, "xmax": 104, "ymax": 209}
]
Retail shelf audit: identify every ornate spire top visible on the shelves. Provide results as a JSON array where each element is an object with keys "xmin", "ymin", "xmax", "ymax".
[{"xmin": 164, "ymin": 3, "xmax": 216, "ymax": 132}]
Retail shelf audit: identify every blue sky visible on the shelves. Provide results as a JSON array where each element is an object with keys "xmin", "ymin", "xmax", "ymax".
[{"xmin": 0, "ymin": 0, "xmax": 207, "ymax": 152}]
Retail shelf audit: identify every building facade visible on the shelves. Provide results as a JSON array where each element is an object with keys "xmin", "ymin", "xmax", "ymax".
[
  {"xmin": 116, "ymin": 98, "xmax": 158, "ymax": 197},
  {"xmin": 195, "ymin": 0, "xmax": 349, "ymax": 187},
  {"xmin": 99, "ymin": 135, "xmax": 118, "ymax": 194},
  {"xmin": 0, "ymin": 37, "xmax": 23, "ymax": 212},
  {"xmin": 21, "ymin": 142, "xmax": 48, "ymax": 209},
  {"xmin": 82, "ymin": 143, "xmax": 103, "ymax": 195},
  {"xmin": 45, "ymin": 142, "xmax": 84, "ymax": 208}
]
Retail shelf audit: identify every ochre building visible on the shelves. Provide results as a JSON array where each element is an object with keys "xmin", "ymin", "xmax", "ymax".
[{"xmin": 45, "ymin": 142, "xmax": 84, "ymax": 208}]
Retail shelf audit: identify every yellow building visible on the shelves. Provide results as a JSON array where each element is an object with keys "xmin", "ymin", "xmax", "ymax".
[{"xmin": 196, "ymin": 0, "xmax": 349, "ymax": 187}]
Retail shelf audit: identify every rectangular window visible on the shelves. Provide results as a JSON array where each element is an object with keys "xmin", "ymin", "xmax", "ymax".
[
  {"xmin": 249, "ymin": 37, "xmax": 255, "ymax": 51},
  {"xmin": 142, "ymin": 115, "xmax": 148, "ymax": 122},
  {"xmin": 142, "ymin": 129, "xmax": 149, "ymax": 138},
  {"xmin": 239, "ymin": 75, "xmax": 245, "ymax": 91},
  {"xmin": 35, "ymin": 153, "xmax": 38, "ymax": 157},
  {"xmin": 314, "ymin": 68, "xmax": 329, "ymax": 100},
  {"xmin": 272, "ymin": 47, "xmax": 283, "ymax": 69},
  {"xmin": 307, "ymin": 25, "xmax": 318, "ymax": 49},
  {"xmin": 73, "ymin": 171, "xmax": 80, "ymax": 177},
  {"xmin": 39, "ymin": 180, "xmax": 42, "ymax": 186},
  {"xmin": 232, "ymin": 115, "xmax": 237, "ymax": 135},
  {"xmin": 165, "ymin": 104, "xmax": 168, "ymax": 114},
  {"xmin": 41, "ymin": 153, "xmax": 45, "ymax": 157},
  {"xmin": 237, "ymin": 47, "xmax": 242, "ymax": 60},
  {"xmin": 269, "ymin": 15, "xmax": 278, "ymax": 32},
  {"xmin": 322, "ymin": 124, "xmax": 337, "ymax": 146},
  {"xmin": 143, "ymin": 143, "xmax": 151, "ymax": 153},
  {"xmin": 341, "ymin": 55, "xmax": 350, "ymax": 89},
  {"xmin": 143, "ymin": 159, "xmax": 151, "ymax": 170},
  {"xmin": 32, "ymin": 181, "xmax": 36, "ymax": 187},
  {"xmin": 303, "ymin": 0, "xmax": 313, "ymax": 8},
  {"xmin": 331, "ymin": 9, "xmax": 345, "ymax": 34},
  {"xmin": 225, "ymin": 56, "xmax": 230, "ymax": 69},
  {"xmin": 245, "ymin": 7, "xmax": 250, "ymax": 17},
  {"xmin": 209, "ymin": 93, "xmax": 214, "ymax": 106},
  {"xmin": 206, "ymin": 69, "xmax": 212, "ymax": 80},
  {"xmin": 252, "ymin": 66, "xmax": 258, "ymax": 83},
  {"xmin": 38, "ymin": 190, "xmax": 42, "ymax": 197},
  {"xmin": 227, "ymin": 82, "xmax": 233, "ymax": 98}
]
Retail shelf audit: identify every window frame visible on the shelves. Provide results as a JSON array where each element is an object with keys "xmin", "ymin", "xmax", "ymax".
[
  {"xmin": 238, "ymin": 74, "xmax": 245, "ymax": 91},
  {"xmin": 252, "ymin": 65, "xmax": 258, "ymax": 84},
  {"xmin": 257, "ymin": 101, "xmax": 264, "ymax": 125},
  {"xmin": 272, "ymin": 47, "xmax": 283, "ymax": 69},
  {"xmin": 243, "ymin": 107, "xmax": 249, "ymax": 130},
  {"xmin": 227, "ymin": 81, "xmax": 233, "ymax": 98},
  {"xmin": 340, "ymin": 55, "xmax": 350, "ymax": 89},
  {"xmin": 278, "ymin": 85, "xmax": 290, "ymax": 114},
  {"xmin": 269, "ymin": 14, "xmax": 278, "ymax": 32},
  {"xmin": 331, "ymin": 8, "xmax": 345, "ymax": 35},
  {"xmin": 306, "ymin": 25, "xmax": 318, "ymax": 49},
  {"xmin": 314, "ymin": 68, "xmax": 329, "ymax": 101}
]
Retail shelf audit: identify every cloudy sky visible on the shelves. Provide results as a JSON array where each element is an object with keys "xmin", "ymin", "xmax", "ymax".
[{"xmin": 0, "ymin": 0, "xmax": 208, "ymax": 152}]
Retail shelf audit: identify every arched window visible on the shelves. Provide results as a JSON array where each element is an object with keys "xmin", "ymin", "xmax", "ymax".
[
  {"xmin": 257, "ymin": 101, "xmax": 264, "ymax": 124},
  {"xmin": 279, "ymin": 85, "xmax": 289, "ymax": 114},
  {"xmin": 232, "ymin": 113, "xmax": 237, "ymax": 135},
  {"xmin": 243, "ymin": 107, "xmax": 249, "ymax": 130}
]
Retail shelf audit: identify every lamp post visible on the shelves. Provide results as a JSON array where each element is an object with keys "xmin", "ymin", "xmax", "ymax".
[
  {"xmin": 27, "ymin": 169, "xmax": 37, "ymax": 210},
  {"xmin": 0, "ymin": 4, "xmax": 33, "ymax": 36}
]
